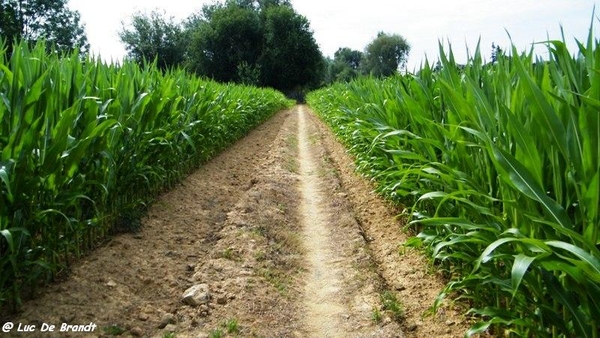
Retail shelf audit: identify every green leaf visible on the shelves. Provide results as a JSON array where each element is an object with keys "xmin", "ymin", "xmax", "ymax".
[
  {"xmin": 511, "ymin": 254, "xmax": 536, "ymax": 298},
  {"xmin": 512, "ymin": 44, "xmax": 569, "ymax": 159},
  {"xmin": 0, "ymin": 229, "xmax": 14, "ymax": 253},
  {"xmin": 546, "ymin": 240, "xmax": 600, "ymax": 276},
  {"xmin": 0, "ymin": 160, "xmax": 13, "ymax": 202},
  {"xmin": 542, "ymin": 270, "xmax": 592, "ymax": 338},
  {"xmin": 492, "ymin": 146, "xmax": 573, "ymax": 230}
]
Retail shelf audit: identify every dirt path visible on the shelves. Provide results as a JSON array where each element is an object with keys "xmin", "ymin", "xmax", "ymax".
[
  {"xmin": 297, "ymin": 106, "xmax": 346, "ymax": 336},
  {"xmin": 4, "ymin": 106, "xmax": 470, "ymax": 338}
]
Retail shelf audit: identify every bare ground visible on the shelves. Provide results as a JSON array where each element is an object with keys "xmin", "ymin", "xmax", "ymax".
[{"xmin": 4, "ymin": 106, "xmax": 470, "ymax": 338}]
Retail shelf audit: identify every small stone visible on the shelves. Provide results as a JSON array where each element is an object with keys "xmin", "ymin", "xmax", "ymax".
[
  {"xmin": 130, "ymin": 327, "xmax": 143, "ymax": 336},
  {"xmin": 216, "ymin": 296, "xmax": 227, "ymax": 305},
  {"xmin": 445, "ymin": 320, "xmax": 455, "ymax": 326},
  {"xmin": 200, "ymin": 304, "xmax": 210, "ymax": 317},
  {"xmin": 182, "ymin": 284, "xmax": 211, "ymax": 306},
  {"xmin": 106, "ymin": 280, "xmax": 117, "ymax": 287},
  {"xmin": 158, "ymin": 313, "xmax": 175, "ymax": 329},
  {"xmin": 196, "ymin": 333, "xmax": 209, "ymax": 338},
  {"xmin": 164, "ymin": 324, "xmax": 177, "ymax": 333},
  {"xmin": 138, "ymin": 313, "xmax": 149, "ymax": 321}
]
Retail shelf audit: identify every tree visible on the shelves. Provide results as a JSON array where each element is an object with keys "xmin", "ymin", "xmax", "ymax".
[
  {"xmin": 363, "ymin": 32, "xmax": 410, "ymax": 77},
  {"xmin": 185, "ymin": 0, "xmax": 324, "ymax": 91},
  {"xmin": 186, "ymin": 3, "xmax": 263, "ymax": 83},
  {"xmin": 119, "ymin": 10, "xmax": 185, "ymax": 70},
  {"xmin": 260, "ymin": 5, "xmax": 324, "ymax": 90},
  {"xmin": 328, "ymin": 47, "xmax": 363, "ymax": 83},
  {"xmin": 0, "ymin": 0, "xmax": 88, "ymax": 54}
]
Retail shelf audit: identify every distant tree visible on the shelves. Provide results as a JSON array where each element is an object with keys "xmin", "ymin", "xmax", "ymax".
[
  {"xmin": 185, "ymin": 0, "xmax": 324, "ymax": 91},
  {"xmin": 0, "ymin": 0, "xmax": 88, "ymax": 54},
  {"xmin": 257, "ymin": 0, "xmax": 291, "ymax": 9},
  {"xmin": 260, "ymin": 5, "xmax": 324, "ymax": 90},
  {"xmin": 363, "ymin": 32, "xmax": 410, "ymax": 77},
  {"xmin": 335, "ymin": 47, "xmax": 362, "ymax": 70},
  {"xmin": 186, "ymin": 3, "xmax": 263, "ymax": 83},
  {"xmin": 0, "ymin": 2, "xmax": 20, "ymax": 46},
  {"xmin": 119, "ymin": 10, "xmax": 185, "ymax": 70},
  {"xmin": 328, "ymin": 47, "xmax": 363, "ymax": 83}
]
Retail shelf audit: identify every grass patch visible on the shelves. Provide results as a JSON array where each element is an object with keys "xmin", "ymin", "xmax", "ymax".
[
  {"xmin": 259, "ymin": 267, "xmax": 289, "ymax": 295},
  {"xmin": 221, "ymin": 247, "xmax": 236, "ymax": 260},
  {"xmin": 208, "ymin": 328, "xmax": 224, "ymax": 338},
  {"xmin": 372, "ymin": 307, "xmax": 383, "ymax": 323},
  {"xmin": 381, "ymin": 291, "xmax": 404, "ymax": 321},
  {"xmin": 224, "ymin": 318, "xmax": 240, "ymax": 334},
  {"xmin": 103, "ymin": 325, "xmax": 126, "ymax": 336}
]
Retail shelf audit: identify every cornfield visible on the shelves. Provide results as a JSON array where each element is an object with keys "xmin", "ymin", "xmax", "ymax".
[
  {"xmin": 307, "ymin": 29, "xmax": 600, "ymax": 337},
  {"xmin": 0, "ymin": 41, "xmax": 290, "ymax": 311}
]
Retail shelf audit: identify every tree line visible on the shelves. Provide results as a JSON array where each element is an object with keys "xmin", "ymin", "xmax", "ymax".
[
  {"xmin": 0, "ymin": 0, "xmax": 411, "ymax": 91},
  {"xmin": 120, "ymin": 0, "xmax": 325, "ymax": 92},
  {"xmin": 327, "ymin": 32, "xmax": 410, "ymax": 82}
]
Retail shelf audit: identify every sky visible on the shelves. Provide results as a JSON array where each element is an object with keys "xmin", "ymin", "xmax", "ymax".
[{"xmin": 68, "ymin": 0, "xmax": 600, "ymax": 71}]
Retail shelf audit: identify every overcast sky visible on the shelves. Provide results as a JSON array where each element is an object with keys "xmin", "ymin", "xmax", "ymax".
[{"xmin": 69, "ymin": 0, "xmax": 599, "ymax": 71}]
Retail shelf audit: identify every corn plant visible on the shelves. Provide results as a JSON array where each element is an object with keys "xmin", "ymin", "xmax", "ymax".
[
  {"xmin": 0, "ymin": 40, "xmax": 291, "ymax": 311},
  {"xmin": 308, "ymin": 26, "xmax": 599, "ymax": 337}
]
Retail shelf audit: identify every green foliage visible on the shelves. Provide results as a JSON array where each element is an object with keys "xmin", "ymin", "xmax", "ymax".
[
  {"xmin": 209, "ymin": 328, "xmax": 224, "ymax": 338},
  {"xmin": 224, "ymin": 318, "xmax": 239, "ymax": 333},
  {"xmin": 119, "ymin": 10, "xmax": 186, "ymax": 70},
  {"xmin": 103, "ymin": 324, "xmax": 126, "ymax": 336},
  {"xmin": 185, "ymin": 0, "xmax": 324, "ymax": 91},
  {"xmin": 0, "ymin": 0, "xmax": 88, "ymax": 54},
  {"xmin": 0, "ymin": 41, "xmax": 290, "ymax": 312},
  {"xmin": 260, "ymin": 4, "xmax": 325, "ymax": 91},
  {"xmin": 308, "ymin": 26, "xmax": 600, "ymax": 337},
  {"xmin": 237, "ymin": 60, "xmax": 262, "ymax": 86},
  {"xmin": 186, "ymin": 3, "xmax": 263, "ymax": 83},
  {"xmin": 327, "ymin": 47, "xmax": 364, "ymax": 83},
  {"xmin": 363, "ymin": 32, "xmax": 410, "ymax": 77},
  {"xmin": 380, "ymin": 291, "xmax": 403, "ymax": 321},
  {"xmin": 371, "ymin": 307, "xmax": 382, "ymax": 323}
]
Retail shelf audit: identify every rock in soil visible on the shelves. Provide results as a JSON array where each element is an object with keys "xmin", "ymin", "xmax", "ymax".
[
  {"xmin": 130, "ymin": 326, "xmax": 144, "ymax": 336},
  {"xmin": 158, "ymin": 313, "xmax": 175, "ymax": 329},
  {"xmin": 164, "ymin": 324, "xmax": 177, "ymax": 333},
  {"xmin": 182, "ymin": 284, "xmax": 211, "ymax": 306}
]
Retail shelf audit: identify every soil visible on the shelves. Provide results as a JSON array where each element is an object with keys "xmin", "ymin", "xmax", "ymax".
[{"xmin": 3, "ymin": 106, "xmax": 471, "ymax": 337}]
